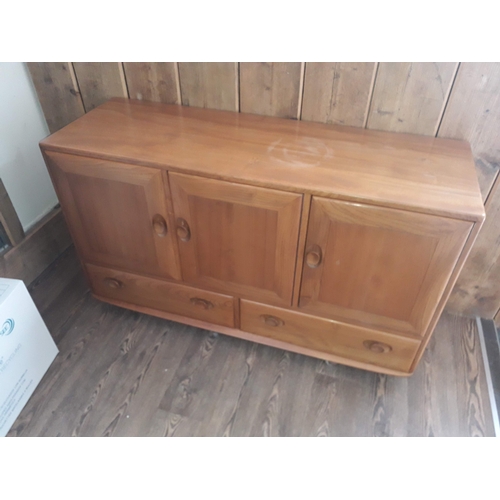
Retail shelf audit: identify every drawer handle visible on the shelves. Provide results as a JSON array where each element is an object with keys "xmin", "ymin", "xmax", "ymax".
[
  {"xmin": 176, "ymin": 218, "xmax": 191, "ymax": 242},
  {"xmin": 152, "ymin": 214, "xmax": 168, "ymax": 237},
  {"xmin": 104, "ymin": 277, "xmax": 124, "ymax": 289},
  {"xmin": 190, "ymin": 297, "xmax": 214, "ymax": 310},
  {"xmin": 260, "ymin": 314, "xmax": 284, "ymax": 328},
  {"xmin": 363, "ymin": 340, "xmax": 392, "ymax": 354},
  {"xmin": 305, "ymin": 244, "xmax": 322, "ymax": 268}
]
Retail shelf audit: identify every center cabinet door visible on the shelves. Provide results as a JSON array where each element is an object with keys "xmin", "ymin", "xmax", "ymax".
[
  {"xmin": 299, "ymin": 197, "xmax": 473, "ymax": 336},
  {"xmin": 169, "ymin": 173, "xmax": 303, "ymax": 306},
  {"xmin": 44, "ymin": 151, "xmax": 181, "ymax": 280}
]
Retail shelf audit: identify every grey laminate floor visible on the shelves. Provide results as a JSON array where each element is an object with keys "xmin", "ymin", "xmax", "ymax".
[{"xmin": 7, "ymin": 247, "xmax": 495, "ymax": 436}]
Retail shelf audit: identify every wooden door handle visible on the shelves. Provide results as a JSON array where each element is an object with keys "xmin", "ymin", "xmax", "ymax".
[
  {"xmin": 152, "ymin": 214, "xmax": 168, "ymax": 237},
  {"xmin": 190, "ymin": 297, "xmax": 214, "ymax": 310},
  {"xmin": 260, "ymin": 314, "xmax": 284, "ymax": 327},
  {"xmin": 305, "ymin": 244, "xmax": 323, "ymax": 268},
  {"xmin": 176, "ymin": 218, "xmax": 191, "ymax": 242},
  {"xmin": 104, "ymin": 277, "xmax": 124, "ymax": 289},
  {"xmin": 363, "ymin": 340, "xmax": 392, "ymax": 354}
]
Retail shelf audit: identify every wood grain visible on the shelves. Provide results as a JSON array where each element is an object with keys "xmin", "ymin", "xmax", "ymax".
[
  {"xmin": 169, "ymin": 172, "xmax": 302, "ymax": 306},
  {"xmin": 178, "ymin": 63, "xmax": 237, "ymax": 111},
  {"xmin": 7, "ymin": 247, "xmax": 495, "ymax": 436},
  {"xmin": 26, "ymin": 62, "xmax": 85, "ymax": 133},
  {"xmin": 447, "ymin": 176, "xmax": 500, "ymax": 317},
  {"xmin": 439, "ymin": 62, "xmax": 500, "ymax": 199},
  {"xmin": 86, "ymin": 262, "xmax": 235, "ymax": 328},
  {"xmin": 123, "ymin": 62, "xmax": 179, "ymax": 104},
  {"xmin": 367, "ymin": 62, "xmax": 458, "ymax": 136},
  {"xmin": 40, "ymin": 98, "xmax": 485, "ymax": 222},
  {"xmin": 240, "ymin": 62, "xmax": 302, "ymax": 119},
  {"xmin": 240, "ymin": 300, "xmax": 420, "ymax": 372},
  {"xmin": 299, "ymin": 197, "xmax": 472, "ymax": 335},
  {"xmin": 44, "ymin": 151, "xmax": 181, "ymax": 281},
  {"xmin": 73, "ymin": 62, "xmax": 127, "ymax": 111},
  {"xmin": 0, "ymin": 208, "xmax": 72, "ymax": 286},
  {"xmin": 0, "ymin": 178, "xmax": 24, "ymax": 245},
  {"xmin": 301, "ymin": 62, "xmax": 377, "ymax": 127}
]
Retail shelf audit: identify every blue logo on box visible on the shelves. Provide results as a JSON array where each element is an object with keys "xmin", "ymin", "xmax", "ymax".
[{"xmin": 0, "ymin": 319, "xmax": 14, "ymax": 336}]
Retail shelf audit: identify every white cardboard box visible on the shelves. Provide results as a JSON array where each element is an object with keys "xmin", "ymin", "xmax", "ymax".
[{"xmin": 0, "ymin": 278, "xmax": 58, "ymax": 436}]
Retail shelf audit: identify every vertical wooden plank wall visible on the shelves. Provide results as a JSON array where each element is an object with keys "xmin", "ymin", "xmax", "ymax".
[{"xmin": 26, "ymin": 62, "xmax": 500, "ymax": 322}]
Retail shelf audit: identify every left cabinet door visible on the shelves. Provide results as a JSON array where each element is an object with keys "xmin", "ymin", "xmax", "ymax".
[{"xmin": 44, "ymin": 151, "xmax": 181, "ymax": 280}]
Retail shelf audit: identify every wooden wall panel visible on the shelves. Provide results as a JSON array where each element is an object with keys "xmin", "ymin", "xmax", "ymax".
[
  {"xmin": 367, "ymin": 62, "xmax": 458, "ymax": 136},
  {"xmin": 240, "ymin": 62, "xmax": 302, "ymax": 119},
  {"xmin": 123, "ymin": 62, "xmax": 179, "ymax": 104},
  {"xmin": 26, "ymin": 62, "xmax": 85, "ymax": 133},
  {"xmin": 178, "ymin": 62, "xmax": 237, "ymax": 111},
  {"xmin": 73, "ymin": 62, "xmax": 128, "ymax": 111},
  {"xmin": 301, "ymin": 62, "xmax": 376, "ymax": 127},
  {"xmin": 447, "ymin": 176, "xmax": 500, "ymax": 318},
  {"xmin": 438, "ymin": 63, "xmax": 500, "ymax": 199}
]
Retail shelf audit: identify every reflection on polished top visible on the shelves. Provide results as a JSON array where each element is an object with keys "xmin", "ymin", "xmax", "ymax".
[{"xmin": 40, "ymin": 97, "xmax": 484, "ymax": 222}]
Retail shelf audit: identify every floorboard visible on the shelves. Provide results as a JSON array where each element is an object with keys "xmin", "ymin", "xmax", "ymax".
[{"xmin": 7, "ymin": 247, "xmax": 496, "ymax": 437}]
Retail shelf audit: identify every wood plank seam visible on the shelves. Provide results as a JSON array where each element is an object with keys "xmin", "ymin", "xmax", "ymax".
[
  {"xmin": 363, "ymin": 62, "xmax": 379, "ymax": 128},
  {"xmin": 434, "ymin": 62, "xmax": 461, "ymax": 137},
  {"xmin": 235, "ymin": 62, "xmax": 240, "ymax": 113},
  {"xmin": 297, "ymin": 62, "xmax": 306, "ymax": 120},
  {"xmin": 174, "ymin": 63, "xmax": 182, "ymax": 105},
  {"xmin": 118, "ymin": 62, "xmax": 130, "ymax": 99},
  {"xmin": 67, "ymin": 62, "xmax": 86, "ymax": 113}
]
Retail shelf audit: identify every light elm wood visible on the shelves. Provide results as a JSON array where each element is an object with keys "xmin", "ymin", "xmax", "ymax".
[
  {"xmin": 178, "ymin": 63, "xmax": 237, "ymax": 111},
  {"xmin": 299, "ymin": 197, "xmax": 472, "ymax": 336},
  {"xmin": 86, "ymin": 263, "xmax": 235, "ymax": 328},
  {"xmin": 7, "ymin": 247, "xmax": 496, "ymax": 436},
  {"xmin": 0, "ymin": 179, "xmax": 24, "ymax": 245},
  {"xmin": 73, "ymin": 62, "xmax": 127, "ymax": 111},
  {"xmin": 26, "ymin": 62, "xmax": 85, "ymax": 133},
  {"xmin": 40, "ymin": 99, "xmax": 485, "ymax": 222},
  {"xmin": 240, "ymin": 300, "xmax": 420, "ymax": 372},
  {"xmin": 123, "ymin": 62, "xmax": 179, "ymax": 104},
  {"xmin": 438, "ymin": 62, "xmax": 500, "ymax": 199},
  {"xmin": 446, "ymin": 176, "xmax": 500, "ymax": 318},
  {"xmin": 169, "ymin": 172, "xmax": 303, "ymax": 307},
  {"xmin": 301, "ymin": 62, "xmax": 377, "ymax": 127},
  {"xmin": 44, "ymin": 151, "xmax": 181, "ymax": 281},
  {"xmin": 0, "ymin": 208, "xmax": 72, "ymax": 286},
  {"xmin": 240, "ymin": 63, "xmax": 302, "ymax": 119},
  {"xmin": 367, "ymin": 62, "xmax": 458, "ymax": 136}
]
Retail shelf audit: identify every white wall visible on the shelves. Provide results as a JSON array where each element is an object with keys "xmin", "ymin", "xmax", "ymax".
[{"xmin": 0, "ymin": 62, "xmax": 58, "ymax": 231}]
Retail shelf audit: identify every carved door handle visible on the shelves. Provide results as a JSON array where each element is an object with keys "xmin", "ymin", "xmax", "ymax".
[
  {"xmin": 176, "ymin": 218, "xmax": 191, "ymax": 242},
  {"xmin": 305, "ymin": 244, "xmax": 323, "ymax": 268},
  {"xmin": 190, "ymin": 297, "xmax": 214, "ymax": 310},
  {"xmin": 152, "ymin": 214, "xmax": 168, "ymax": 237},
  {"xmin": 104, "ymin": 277, "xmax": 124, "ymax": 289}
]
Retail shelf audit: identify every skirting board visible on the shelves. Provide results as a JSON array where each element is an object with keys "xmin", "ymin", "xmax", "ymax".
[{"xmin": 0, "ymin": 206, "xmax": 73, "ymax": 286}]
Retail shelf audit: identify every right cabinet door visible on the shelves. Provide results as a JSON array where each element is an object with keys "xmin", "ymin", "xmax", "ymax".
[{"xmin": 299, "ymin": 197, "xmax": 473, "ymax": 336}]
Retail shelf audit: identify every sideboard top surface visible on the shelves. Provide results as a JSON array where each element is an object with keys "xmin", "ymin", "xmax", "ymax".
[{"xmin": 40, "ymin": 98, "xmax": 484, "ymax": 221}]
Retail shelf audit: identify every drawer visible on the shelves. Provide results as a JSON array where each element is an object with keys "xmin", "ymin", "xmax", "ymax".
[
  {"xmin": 86, "ymin": 264, "xmax": 235, "ymax": 328},
  {"xmin": 240, "ymin": 300, "xmax": 420, "ymax": 372}
]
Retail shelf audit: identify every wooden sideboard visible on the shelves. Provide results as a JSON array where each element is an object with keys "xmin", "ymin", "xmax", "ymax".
[{"xmin": 40, "ymin": 98, "xmax": 485, "ymax": 376}]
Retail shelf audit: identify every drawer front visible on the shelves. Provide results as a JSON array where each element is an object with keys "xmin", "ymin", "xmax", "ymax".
[
  {"xmin": 86, "ymin": 263, "xmax": 235, "ymax": 328},
  {"xmin": 240, "ymin": 300, "xmax": 420, "ymax": 372}
]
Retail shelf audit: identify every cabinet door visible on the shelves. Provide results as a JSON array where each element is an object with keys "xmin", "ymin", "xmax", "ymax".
[
  {"xmin": 169, "ymin": 172, "xmax": 302, "ymax": 306},
  {"xmin": 299, "ymin": 197, "xmax": 472, "ymax": 335},
  {"xmin": 45, "ymin": 151, "xmax": 181, "ymax": 280}
]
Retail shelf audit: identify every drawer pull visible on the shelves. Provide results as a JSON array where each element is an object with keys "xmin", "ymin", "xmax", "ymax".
[
  {"xmin": 152, "ymin": 214, "xmax": 168, "ymax": 237},
  {"xmin": 260, "ymin": 314, "xmax": 284, "ymax": 328},
  {"xmin": 190, "ymin": 297, "xmax": 214, "ymax": 310},
  {"xmin": 104, "ymin": 277, "xmax": 124, "ymax": 289},
  {"xmin": 305, "ymin": 244, "xmax": 322, "ymax": 268},
  {"xmin": 363, "ymin": 340, "xmax": 392, "ymax": 354},
  {"xmin": 176, "ymin": 218, "xmax": 191, "ymax": 242}
]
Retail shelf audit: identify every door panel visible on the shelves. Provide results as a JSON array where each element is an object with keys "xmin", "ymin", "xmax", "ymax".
[
  {"xmin": 169, "ymin": 172, "xmax": 302, "ymax": 306},
  {"xmin": 45, "ymin": 151, "xmax": 181, "ymax": 280},
  {"xmin": 299, "ymin": 198, "xmax": 472, "ymax": 335}
]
